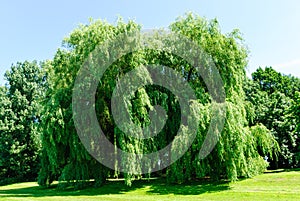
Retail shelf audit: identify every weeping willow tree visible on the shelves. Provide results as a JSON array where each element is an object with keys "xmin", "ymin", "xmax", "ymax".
[
  {"xmin": 38, "ymin": 13, "xmax": 278, "ymax": 188},
  {"xmin": 165, "ymin": 14, "xmax": 279, "ymax": 183}
]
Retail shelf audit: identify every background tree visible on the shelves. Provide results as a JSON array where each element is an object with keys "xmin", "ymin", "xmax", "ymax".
[
  {"xmin": 0, "ymin": 61, "xmax": 43, "ymax": 184},
  {"xmin": 290, "ymin": 92, "xmax": 300, "ymax": 166},
  {"xmin": 0, "ymin": 86, "xmax": 15, "ymax": 183},
  {"xmin": 244, "ymin": 67, "xmax": 300, "ymax": 168}
]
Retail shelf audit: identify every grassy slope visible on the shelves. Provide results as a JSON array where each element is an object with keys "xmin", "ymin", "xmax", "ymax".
[{"xmin": 0, "ymin": 169, "xmax": 299, "ymax": 201}]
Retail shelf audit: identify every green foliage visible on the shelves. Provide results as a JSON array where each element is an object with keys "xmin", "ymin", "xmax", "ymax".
[
  {"xmin": 0, "ymin": 86, "xmax": 14, "ymax": 181},
  {"xmin": 37, "ymin": 14, "xmax": 278, "ymax": 188},
  {"xmin": 38, "ymin": 19, "xmax": 141, "ymax": 188},
  {"xmin": 245, "ymin": 67, "xmax": 300, "ymax": 168},
  {"xmin": 293, "ymin": 92, "xmax": 300, "ymax": 132},
  {"xmin": 0, "ymin": 61, "xmax": 43, "ymax": 183},
  {"xmin": 291, "ymin": 92, "xmax": 300, "ymax": 165},
  {"xmin": 166, "ymin": 13, "xmax": 277, "ymax": 183},
  {"xmin": 252, "ymin": 67, "xmax": 300, "ymax": 98}
]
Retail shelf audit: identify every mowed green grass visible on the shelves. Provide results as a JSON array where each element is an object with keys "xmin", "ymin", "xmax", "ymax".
[{"xmin": 0, "ymin": 169, "xmax": 299, "ymax": 201}]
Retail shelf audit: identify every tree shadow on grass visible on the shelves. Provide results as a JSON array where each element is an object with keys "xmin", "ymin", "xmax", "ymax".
[
  {"xmin": 286, "ymin": 168, "xmax": 300, "ymax": 172},
  {"xmin": 0, "ymin": 180, "xmax": 137, "ymax": 198},
  {"xmin": 0, "ymin": 178, "xmax": 230, "ymax": 198},
  {"xmin": 146, "ymin": 179, "xmax": 230, "ymax": 195},
  {"xmin": 265, "ymin": 168, "xmax": 300, "ymax": 174}
]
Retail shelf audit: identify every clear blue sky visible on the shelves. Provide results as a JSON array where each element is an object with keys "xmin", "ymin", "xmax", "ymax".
[{"xmin": 1, "ymin": 0, "xmax": 300, "ymax": 86}]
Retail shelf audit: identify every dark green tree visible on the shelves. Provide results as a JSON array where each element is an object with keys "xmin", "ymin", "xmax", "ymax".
[
  {"xmin": 245, "ymin": 67, "xmax": 300, "ymax": 168},
  {"xmin": 0, "ymin": 86, "xmax": 15, "ymax": 182},
  {"xmin": 290, "ymin": 92, "xmax": 300, "ymax": 166},
  {"xmin": 0, "ymin": 61, "xmax": 43, "ymax": 183}
]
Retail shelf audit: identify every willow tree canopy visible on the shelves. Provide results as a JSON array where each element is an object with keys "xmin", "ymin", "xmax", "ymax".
[{"xmin": 38, "ymin": 13, "xmax": 278, "ymax": 188}]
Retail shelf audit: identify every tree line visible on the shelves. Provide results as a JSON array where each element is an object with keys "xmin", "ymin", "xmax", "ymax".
[{"xmin": 0, "ymin": 13, "xmax": 299, "ymax": 188}]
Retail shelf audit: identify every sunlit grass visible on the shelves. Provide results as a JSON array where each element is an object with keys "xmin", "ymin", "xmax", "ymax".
[{"xmin": 0, "ymin": 169, "xmax": 299, "ymax": 200}]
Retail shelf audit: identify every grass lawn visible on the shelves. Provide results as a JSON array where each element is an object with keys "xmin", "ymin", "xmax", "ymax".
[{"xmin": 0, "ymin": 169, "xmax": 299, "ymax": 201}]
